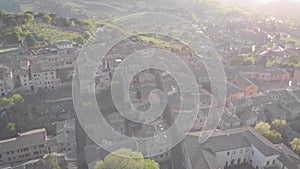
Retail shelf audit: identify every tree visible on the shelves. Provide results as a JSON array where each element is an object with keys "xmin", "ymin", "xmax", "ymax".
[
  {"xmin": 291, "ymin": 137, "xmax": 300, "ymax": 155},
  {"xmin": 271, "ymin": 119, "xmax": 287, "ymax": 134},
  {"xmin": 0, "ymin": 97, "xmax": 14, "ymax": 107},
  {"xmin": 24, "ymin": 13, "xmax": 34, "ymax": 24},
  {"xmin": 231, "ymin": 53, "xmax": 255, "ymax": 65},
  {"xmin": 255, "ymin": 122, "xmax": 271, "ymax": 134},
  {"xmin": 0, "ymin": 97, "xmax": 10, "ymax": 107},
  {"xmin": 94, "ymin": 148, "xmax": 159, "ymax": 169},
  {"xmin": 45, "ymin": 154, "xmax": 62, "ymax": 169},
  {"xmin": 7, "ymin": 122, "xmax": 16, "ymax": 132},
  {"xmin": 11, "ymin": 94, "xmax": 24, "ymax": 103},
  {"xmin": 43, "ymin": 14, "xmax": 52, "ymax": 23},
  {"xmin": 256, "ymin": 121, "xmax": 283, "ymax": 144}
]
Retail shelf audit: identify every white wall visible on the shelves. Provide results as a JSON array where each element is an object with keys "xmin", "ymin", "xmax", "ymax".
[
  {"xmin": 250, "ymin": 145, "xmax": 278, "ymax": 169},
  {"xmin": 215, "ymin": 147, "xmax": 251, "ymax": 168}
]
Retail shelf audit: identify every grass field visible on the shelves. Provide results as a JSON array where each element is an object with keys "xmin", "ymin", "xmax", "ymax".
[{"xmin": 26, "ymin": 24, "xmax": 83, "ymax": 46}]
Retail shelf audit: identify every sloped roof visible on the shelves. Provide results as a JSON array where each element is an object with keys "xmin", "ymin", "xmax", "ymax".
[
  {"xmin": 227, "ymin": 82, "xmax": 244, "ymax": 96},
  {"xmin": 0, "ymin": 128, "xmax": 47, "ymax": 153},
  {"xmin": 182, "ymin": 127, "xmax": 282, "ymax": 168}
]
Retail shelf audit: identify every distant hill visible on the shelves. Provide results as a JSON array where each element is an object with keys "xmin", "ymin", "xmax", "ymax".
[
  {"xmin": 217, "ymin": 0, "xmax": 300, "ymax": 20},
  {"xmin": 258, "ymin": 0, "xmax": 300, "ymax": 20}
]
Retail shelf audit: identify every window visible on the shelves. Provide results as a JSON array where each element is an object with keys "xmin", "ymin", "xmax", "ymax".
[
  {"xmin": 267, "ymin": 161, "xmax": 270, "ymax": 166},
  {"xmin": 227, "ymin": 152, "xmax": 230, "ymax": 156},
  {"xmin": 273, "ymin": 160, "xmax": 276, "ymax": 164},
  {"xmin": 225, "ymin": 162, "xmax": 228, "ymax": 166},
  {"xmin": 252, "ymin": 151, "xmax": 254, "ymax": 155},
  {"xmin": 233, "ymin": 150, "xmax": 236, "ymax": 155}
]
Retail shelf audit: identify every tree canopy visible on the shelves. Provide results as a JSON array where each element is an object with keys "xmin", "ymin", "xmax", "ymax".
[
  {"xmin": 45, "ymin": 154, "xmax": 62, "ymax": 169},
  {"xmin": 7, "ymin": 122, "xmax": 16, "ymax": 132},
  {"xmin": 94, "ymin": 148, "xmax": 159, "ymax": 169},
  {"xmin": 0, "ymin": 94, "xmax": 23, "ymax": 107},
  {"xmin": 255, "ymin": 122, "xmax": 271, "ymax": 134},
  {"xmin": 271, "ymin": 119, "xmax": 287, "ymax": 134},
  {"xmin": 255, "ymin": 122, "xmax": 282, "ymax": 144},
  {"xmin": 262, "ymin": 129, "xmax": 282, "ymax": 144},
  {"xmin": 291, "ymin": 137, "xmax": 300, "ymax": 155}
]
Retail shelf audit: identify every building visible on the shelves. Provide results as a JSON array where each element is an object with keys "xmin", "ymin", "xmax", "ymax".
[
  {"xmin": 138, "ymin": 71, "xmax": 157, "ymax": 88},
  {"xmin": 240, "ymin": 109, "xmax": 258, "ymax": 126},
  {"xmin": 55, "ymin": 40, "xmax": 73, "ymax": 50},
  {"xmin": 95, "ymin": 62, "xmax": 110, "ymax": 93},
  {"xmin": 226, "ymin": 82, "xmax": 244, "ymax": 102},
  {"xmin": 31, "ymin": 51, "xmax": 78, "ymax": 69},
  {"xmin": 264, "ymin": 104, "xmax": 289, "ymax": 121},
  {"xmin": 227, "ymin": 72, "xmax": 259, "ymax": 96},
  {"xmin": 237, "ymin": 66, "xmax": 290, "ymax": 82},
  {"xmin": 47, "ymin": 119, "xmax": 77, "ymax": 168},
  {"xmin": 7, "ymin": 153, "xmax": 70, "ymax": 169},
  {"xmin": 48, "ymin": 119, "xmax": 76, "ymax": 154},
  {"xmin": 14, "ymin": 61, "xmax": 30, "ymax": 92},
  {"xmin": 180, "ymin": 127, "xmax": 300, "ymax": 169},
  {"xmin": 219, "ymin": 109, "xmax": 241, "ymax": 129},
  {"xmin": 0, "ymin": 64, "xmax": 14, "ymax": 96},
  {"xmin": 0, "ymin": 128, "xmax": 48, "ymax": 167},
  {"xmin": 30, "ymin": 63, "xmax": 60, "ymax": 91}
]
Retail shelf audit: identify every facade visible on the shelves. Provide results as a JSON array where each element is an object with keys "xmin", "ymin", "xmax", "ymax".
[
  {"xmin": 13, "ymin": 61, "xmax": 31, "ymax": 92},
  {"xmin": 30, "ymin": 63, "xmax": 60, "ymax": 91},
  {"xmin": 0, "ymin": 128, "xmax": 48, "ymax": 167},
  {"xmin": 8, "ymin": 153, "xmax": 69, "ymax": 169},
  {"xmin": 31, "ymin": 52, "xmax": 77, "ymax": 69},
  {"xmin": 228, "ymin": 74, "xmax": 259, "ymax": 96},
  {"xmin": 0, "ymin": 64, "xmax": 14, "ymax": 96},
  {"xmin": 238, "ymin": 66, "xmax": 290, "ymax": 82}
]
